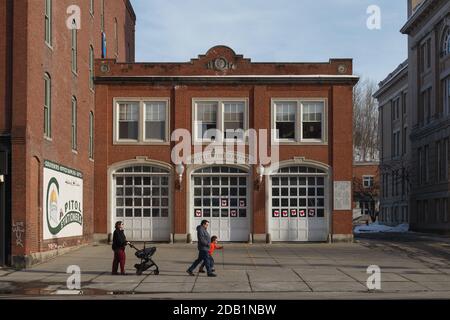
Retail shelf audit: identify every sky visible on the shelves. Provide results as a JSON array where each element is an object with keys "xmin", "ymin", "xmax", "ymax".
[{"xmin": 130, "ymin": 0, "xmax": 408, "ymax": 84}]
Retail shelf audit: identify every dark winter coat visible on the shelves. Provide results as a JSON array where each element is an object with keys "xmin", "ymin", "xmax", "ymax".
[
  {"xmin": 112, "ymin": 229, "xmax": 127, "ymax": 251},
  {"xmin": 197, "ymin": 225, "xmax": 211, "ymax": 252}
]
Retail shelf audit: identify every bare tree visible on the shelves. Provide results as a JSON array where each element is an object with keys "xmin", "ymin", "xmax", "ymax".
[{"xmin": 353, "ymin": 77, "xmax": 379, "ymax": 162}]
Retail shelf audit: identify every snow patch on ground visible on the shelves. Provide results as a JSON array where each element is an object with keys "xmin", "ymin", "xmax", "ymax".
[{"xmin": 354, "ymin": 221, "xmax": 410, "ymax": 234}]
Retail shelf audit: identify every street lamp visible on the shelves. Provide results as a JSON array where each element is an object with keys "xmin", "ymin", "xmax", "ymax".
[
  {"xmin": 255, "ymin": 164, "xmax": 265, "ymax": 190},
  {"xmin": 175, "ymin": 163, "xmax": 185, "ymax": 189}
]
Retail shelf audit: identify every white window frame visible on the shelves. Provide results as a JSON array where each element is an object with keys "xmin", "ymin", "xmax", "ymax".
[
  {"xmin": 192, "ymin": 98, "xmax": 249, "ymax": 144},
  {"xmin": 271, "ymin": 98, "xmax": 328, "ymax": 145},
  {"xmin": 71, "ymin": 21, "xmax": 78, "ymax": 74},
  {"xmin": 89, "ymin": 45, "xmax": 95, "ymax": 91},
  {"xmin": 363, "ymin": 175, "xmax": 374, "ymax": 189},
  {"xmin": 71, "ymin": 96, "xmax": 77, "ymax": 151},
  {"xmin": 44, "ymin": 73, "xmax": 51, "ymax": 139},
  {"xmin": 89, "ymin": 111, "xmax": 94, "ymax": 160},
  {"xmin": 90, "ymin": 0, "xmax": 95, "ymax": 16},
  {"xmin": 45, "ymin": 0, "xmax": 52, "ymax": 47},
  {"xmin": 113, "ymin": 98, "xmax": 170, "ymax": 145}
]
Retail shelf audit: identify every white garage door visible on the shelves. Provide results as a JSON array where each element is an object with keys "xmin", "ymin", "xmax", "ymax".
[
  {"xmin": 270, "ymin": 166, "xmax": 328, "ymax": 242},
  {"xmin": 191, "ymin": 166, "xmax": 249, "ymax": 242},
  {"xmin": 113, "ymin": 165, "xmax": 171, "ymax": 241}
]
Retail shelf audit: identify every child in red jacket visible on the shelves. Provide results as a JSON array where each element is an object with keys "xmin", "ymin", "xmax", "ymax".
[{"xmin": 199, "ymin": 235, "xmax": 223, "ymax": 273}]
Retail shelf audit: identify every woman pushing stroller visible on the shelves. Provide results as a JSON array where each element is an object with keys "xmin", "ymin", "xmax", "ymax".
[{"xmin": 111, "ymin": 221, "xmax": 130, "ymax": 275}]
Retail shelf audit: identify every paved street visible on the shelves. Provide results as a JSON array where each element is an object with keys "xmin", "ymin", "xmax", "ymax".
[{"xmin": 1, "ymin": 233, "xmax": 450, "ymax": 299}]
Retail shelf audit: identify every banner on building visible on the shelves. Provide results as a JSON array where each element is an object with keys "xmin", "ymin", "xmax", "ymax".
[{"xmin": 43, "ymin": 160, "xmax": 83, "ymax": 240}]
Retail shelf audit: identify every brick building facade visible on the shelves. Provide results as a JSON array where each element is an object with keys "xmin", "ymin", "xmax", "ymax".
[
  {"xmin": 94, "ymin": 46, "xmax": 358, "ymax": 244},
  {"xmin": 0, "ymin": 0, "xmax": 135, "ymax": 267},
  {"xmin": 352, "ymin": 162, "xmax": 380, "ymax": 220}
]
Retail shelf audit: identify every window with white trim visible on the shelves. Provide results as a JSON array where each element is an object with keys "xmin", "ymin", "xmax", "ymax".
[
  {"xmin": 44, "ymin": 73, "xmax": 51, "ymax": 138},
  {"xmin": 144, "ymin": 101, "xmax": 167, "ymax": 141},
  {"xmin": 275, "ymin": 102, "xmax": 296, "ymax": 140},
  {"xmin": 118, "ymin": 102, "xmax": 139, "ymax": 141},
  {"xmin": 71, "ymin": 96, "xmax": 77, "ymax": 151},
  {"xmin": 193, "ymin": 99, "xmax": 247, "ymax": 142},
  {"xmin": 441, "ymin": 27, "xmax": 450, "ymax": 57},
  {"xmin": 89, "ymin": 45, "xmax": 94, "ymax": 90},
  {"xmin": 273, "ymin": 100, "xmax": 326, "ymax": 143},
  {"xmin": 71, "ymin": 19, "xmax": 77, "ymax": 73},
  {"xmin": 89, "ymin": 111, "xmax": 94, "ymax": 159},
  {"xmin": 302, "ymin": 102, "xmax": 324, "ymax": 140},
  {"xmin": 363, "ymin": 176, "xmax": 374, "ymax": 188},
  {"xmin": 45, "ymin": 0, "xmax": 52, "ymax": 46},
  {"xmin": 115, "ymin": 99, "xmax": 169, "ymax": 143}
]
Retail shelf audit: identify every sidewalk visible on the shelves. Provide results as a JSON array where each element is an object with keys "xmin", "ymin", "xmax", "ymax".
[{"xmin": 1, "ymin": 241, "xmax": 450, "ymax": 299}]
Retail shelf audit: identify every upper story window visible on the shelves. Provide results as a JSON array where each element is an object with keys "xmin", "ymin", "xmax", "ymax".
[
  {"xmin": 392, "ymin": 97, "xmax": 400, "ymax": 120},
  {"xmin": 444, "ymin": 76, "xmax": 450, "ymax": 116},
  {"xmin": 275, "ymin": 102, "xmax": 296, "ymax": 140},
  {"xmin": 363, "ymin": 176, "xmax": 374, "ymax": 188},
  {"xmin": 419, "ymin": 38, "xmax": 431, "ymax": 73},
  {"xmin": 115, "ymin": 99, "xmax": 170, "ymax": 144},
  {"xmin": 71, "ymin": 20, "xmax": 78, "ymax": 73},
  {"xmin": 71, "ymin": 96, "xmax": 77, "ymax": 151},
  {"xmin": 193, "ymin": 99, "xmax": 247, "ymax": 143},
  {"xmin": 114, "ymin": 18, "xmax": 119, "ymax": 58},
  {"xmin": 118, "ymin": 102, "xmax": 139, "ymax": 141},
  {"xmin": 272, "ymin": 99, "xmax": 326, "ymax": 143},
  {"xmin": 45, "ymin": 0, "xmax": 52, "ymax": 46},
  {"xmin": 419, "ymin": 87, "xmax": 431, "ymax": 125},
  {"xmin": 441, "ymin": 27, "xmax": 450, "ymax": 57},
  {"xmin": 89, "ymin": 112, "xmax": 94, "ymax": 159},
  {"xmin": 44, "ymin": 73, "xmax": 51, "ymax": 138},
  {"xmin": 144, "ymin": 102, "xmax": 167, "ymax": 141},
  {"xmin": 89, "ymin": 45, "xmax": 95, "ymax": 90}
]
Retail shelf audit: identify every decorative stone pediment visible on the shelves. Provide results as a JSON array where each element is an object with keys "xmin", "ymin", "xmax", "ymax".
[{"xmin": 190, "ymin": 45, "xmax": 251, "ymax": 73}]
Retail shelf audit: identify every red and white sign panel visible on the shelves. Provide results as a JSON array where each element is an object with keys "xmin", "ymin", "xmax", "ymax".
[
  {"xmin": 290, "ymin": 209, "xmax": 297, "ymax": 217},
  {"xmin": 282, "ymin": 210, "xmax": 288, "ymax": 217},
  {"xmin": 230, "ymin": 209, "xmax": 237, "ymax": 217},
  {"xmin": 299, "ymin": 210, "xmax": 306, "ymax": 217},
  {"xmin": 195, "ymin": 209, "xmax": 202, "ymax": 217},
  {"xmin": 221, "ymin": 199, "xmax": 228, "ymax": 207},
  {"xmin": 239, "ymin": 200, "xmax": 246, "ymax": 207},
  {"xmin": 308, "ymin": 209, "xmax": 316, "ymax": 217},
  {"xmin": 273, "ymin": 210, "xmax": 280, "ymax": 217}
]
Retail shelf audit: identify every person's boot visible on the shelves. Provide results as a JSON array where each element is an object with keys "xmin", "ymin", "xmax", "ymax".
[
  {"xmin": 186, "ymin": 269, "xmax": 195, "ymax": 276},
  {"xmin": 198, "ymin": 268, "xmax": 205, "ymax": 273},
  {"xmin": 207, "ymin": 273, "xmax": 217, "ymax": 277}
]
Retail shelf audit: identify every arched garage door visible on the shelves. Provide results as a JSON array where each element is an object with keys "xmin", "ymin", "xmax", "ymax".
[
  {"xmin": 269, "ymin": 165, "xmax": 329, "ymax": 242},
  {"xmin": 112, "ymin": 165, "xmax": 171, "ymax": 241},
  {"xmin": 191, "ymin": 166, "xmax": 250, "ymax": 242}
]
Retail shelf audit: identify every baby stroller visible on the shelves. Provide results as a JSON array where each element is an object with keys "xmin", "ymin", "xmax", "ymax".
[{"xmin": 128, "ymin": 242, "xmax": 159, "ymax": 275}]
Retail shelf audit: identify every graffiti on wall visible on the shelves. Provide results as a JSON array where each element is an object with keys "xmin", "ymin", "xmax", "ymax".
[{"xmin": 12, "ymin": 221, "xmax": 25, "ymax": 248}]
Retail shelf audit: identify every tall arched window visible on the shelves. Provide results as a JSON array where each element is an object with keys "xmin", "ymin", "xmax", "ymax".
[
  {"xmin": 71, "ymin": 96, "xmax": 77, "ymax": 150},
  {"xmin": 71, "ymin": 19, "xmax": 78, "ymax": 73},
  {"xmin": 89, "ymin": 45, "xmax": 94, "ymax": 90},
  {"xmin": 442, "ymin": 27, "xmax": 450, "ymax": 57},
  {"xmin": 44, "ymin": 73, "xmax": 51, "ymax": 138}
]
